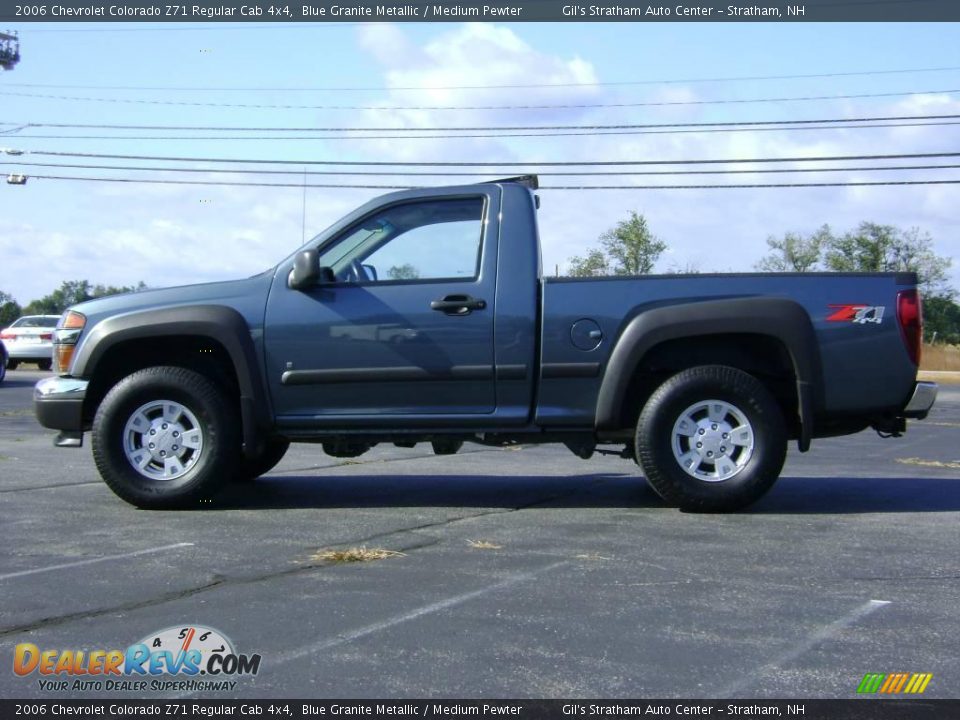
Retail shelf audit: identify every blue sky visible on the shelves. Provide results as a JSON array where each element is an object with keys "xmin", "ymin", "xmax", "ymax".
[{"xmin": 0, "ymin": 21, "xmax": 958, "ymax": 303}]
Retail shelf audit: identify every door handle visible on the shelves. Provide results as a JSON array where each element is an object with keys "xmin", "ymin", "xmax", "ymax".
[{"xmin": 430, "ymin": 294, "xmax": 487, "ymax": 315}]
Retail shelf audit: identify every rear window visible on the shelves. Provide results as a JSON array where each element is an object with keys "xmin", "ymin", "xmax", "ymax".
[{"xmin": 11, "ymin": 316, "xmax": 58, "ymax": 328}]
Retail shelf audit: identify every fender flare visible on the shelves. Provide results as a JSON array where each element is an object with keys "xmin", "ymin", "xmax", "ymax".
[
  {"xmin": 595, "ymin": 297, "xmax": 822, "ymax": 450},
  {"xmin": 72, "ymin": 305, "xmax": 271, "ymax": 456}
]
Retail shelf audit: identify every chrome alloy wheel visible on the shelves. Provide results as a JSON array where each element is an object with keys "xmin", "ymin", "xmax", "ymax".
[
  {"xmin": 123, "ymin": 400, "xmax": 204, "ymax": 480},
  {"xmin": 670, "ymin": 399, "xmax": 755, "ymax": 482}
]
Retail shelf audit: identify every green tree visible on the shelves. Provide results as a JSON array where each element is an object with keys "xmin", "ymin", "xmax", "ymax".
[
  {"xmin": 22, "ymin": 280, "xmax": 147, "ymax": 315},
  {"xmin": 824, "ymin": 223, "xmax": 952, "ymax": 296},
  {"xmin": 566, "ymin": 248, "xmax": 610, "ymax": 278},
  {"xmin": 755, "ymin": 225, "xmax": 831, "ymax": 272},
  {"xmin": 387, "ymin": 264, "xmax": 419, "ymax": 280},
  {"xmin": 0, "ymin": 290, "xmax": 22, "ymax": 327},
  {"xmin": 924, "ymin": 295, "xmax": 960, "ymax": 345},
  {"xmin": 566, "ymin": 212, "xmax": 666, "ymax": 277}
]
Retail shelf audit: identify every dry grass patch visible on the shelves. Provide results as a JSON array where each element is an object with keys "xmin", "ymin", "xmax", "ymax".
[
  {"xmin": 922, "ymin": 344, "xmax": 960, "ymax": 371},
  {"xmin": 575, "ymin": 553, "xmax": 613, "ymax": 561},
  {"xmin": 467, "ymin": 539, "xmax": 502, "ymax": 550},
  {"xmin": 896, "ymin": 457, "xmax": 960, "ymax": 470},
  {"xmin": 310, "ymin": 547, "xmax": 406, "ymax": 564}
]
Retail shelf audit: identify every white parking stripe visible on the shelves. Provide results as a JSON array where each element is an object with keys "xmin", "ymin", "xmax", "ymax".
[
  {"xmin": 718, "ymin": 598, "xmax": 891, "ymax": 696},
  {"xmin": 0, "ymin": 542, "xmax": 194, "ymax": 580},
  {"xmin": 272, "ymin": 561, "xmax": 567, "ymax": 668}
]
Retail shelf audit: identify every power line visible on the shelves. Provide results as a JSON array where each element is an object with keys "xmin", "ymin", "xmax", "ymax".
[
  {"xmin": 7, "ymin": 120, "xmax": 960, "ymax": 141},
  {"xmin": 14, "ymin": 149, "xmax": 960, "ymax": 167},
  {"xmin": 2, "ymin": 87, "xmax": 957, "ymax": 111},
  {"xmin": 5, "ymin": 160, "xmax": 960, "ymax": 177},
  {"xmin": 4, "ymin": 65, "xmax": 960, "ymax": 92},
  {"xmin": 4, "ymin": 113, "xmax": 957, "ymax": 132},
  {"xmin": 20, "ymin": 174, "xmax": 960, "ymax": 190}
]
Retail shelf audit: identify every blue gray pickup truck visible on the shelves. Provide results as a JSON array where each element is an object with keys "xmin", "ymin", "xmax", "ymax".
[{"xmin": 34, "ymin": 176, "xmax": 937, "ymax": 511}]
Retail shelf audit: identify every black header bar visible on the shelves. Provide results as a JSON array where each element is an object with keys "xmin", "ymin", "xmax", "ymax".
[
  {"xmin": 3, "ymin": 700, "xmax": 960, "ymax": 720},
  {"xmin": 4, "ymin": 1, "xmax": 960, "ymax": 23}
]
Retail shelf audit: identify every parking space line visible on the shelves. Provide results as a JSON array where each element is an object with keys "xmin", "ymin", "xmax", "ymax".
[
  {"xmin": 0, "ymin": 542, "xmax": 194, "ymax": 581},
  {"xmin": 717, "ymin": 598, "xmax": 891, "ymax": 696},
  {"xmin": 272, "ymin": 561, "xmax": 567, "ymax": 668}
]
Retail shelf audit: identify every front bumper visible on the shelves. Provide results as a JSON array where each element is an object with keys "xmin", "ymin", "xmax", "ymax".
[
  {"xmin": 902, "ymin": 381, "xmax": 938, "ymax": 419},
  {"xmin": 34, "ymin": 376, "xmax": 88, "ymax": 434}
]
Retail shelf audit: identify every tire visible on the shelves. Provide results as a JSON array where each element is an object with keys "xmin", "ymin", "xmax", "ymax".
[
  {"xmin": 6, "ymin": 359, "xmax": 19, "ymax": 370},
  {"xmin": 431, "ymin": 439, "xmax": 464, "ymax": 456},
  {"xmin": 0, "ymin": 357, "xmax": 5, "ymax": 384},
  {"xmin": 37, "ymin": 359, "xmax": 52, "ymax": 371},
  {"xmin": 92, "ymin": 366, "xmax": 240, "ymax": 509},
  {"xmin": 635, "ymin": 365, "xmax": 787, "ymax": 513},
  {"xmin": 234, "ymin": 437, "xmax": 290, "ymax": 483}
]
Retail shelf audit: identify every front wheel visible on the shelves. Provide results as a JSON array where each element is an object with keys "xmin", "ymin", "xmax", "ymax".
[
  {"xmin": 92, "ymin": 366, "xmax": 240, "ymax": 509},
  {"xmin": 37, "ymin": 359, "xmax": 52, "ymax": 371},
  {"xmin": 635, "ymin": 365, "xmax": 787, "ymax": 513}
]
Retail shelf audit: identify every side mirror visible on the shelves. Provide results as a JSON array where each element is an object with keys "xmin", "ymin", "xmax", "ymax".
[{"xmin": 288, "ymin": 249, "xmax": 320, "ymax": 290}]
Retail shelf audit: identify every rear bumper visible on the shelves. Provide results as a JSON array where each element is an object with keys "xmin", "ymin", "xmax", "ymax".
[
  {"xmin": 902, "ymin": 381, "xmax": 937, "ymax": 419},
  {"xmin": 34, "ymin": 376, "xmax": 88, "ymax": 432},
  {"xmin": 8, "ymin": 343, "xmax": 53, "ymax": 360}
]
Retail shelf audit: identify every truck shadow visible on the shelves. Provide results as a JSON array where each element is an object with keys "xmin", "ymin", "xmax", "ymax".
[{"xmin": 214, "ymin": 473, "xmax": 960, "ymax": 513}]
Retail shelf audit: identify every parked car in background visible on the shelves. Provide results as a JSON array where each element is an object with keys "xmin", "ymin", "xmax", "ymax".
[
  {"xmin": 2, "ymin": 315, "xmax": 60, "ymax": 370},
  {"xmin": 0, "ymin": 340, "xmax": 6, "ymax": 384}
]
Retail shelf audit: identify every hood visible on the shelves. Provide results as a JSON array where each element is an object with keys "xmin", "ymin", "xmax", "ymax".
[{"xmin": 69, "ymin": 272, "xmax": 275, "ymax": 326}]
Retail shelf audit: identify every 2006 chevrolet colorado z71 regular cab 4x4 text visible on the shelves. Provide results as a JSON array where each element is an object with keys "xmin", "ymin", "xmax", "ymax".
[{"xmin": 35, "ymin": 177, "xmax": 937, "ymax": 511}]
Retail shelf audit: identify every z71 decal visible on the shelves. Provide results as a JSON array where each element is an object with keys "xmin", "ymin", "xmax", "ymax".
[{"xmin": 827, "ymin": 304, "xmax": 885, "ymax": 324}]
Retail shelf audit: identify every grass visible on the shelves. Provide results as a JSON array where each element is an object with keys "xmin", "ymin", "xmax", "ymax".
[
  {"xmin": 897, "ymin": 457, "xmax": 960, "ymax": 470},
  {"xmin": 921, "ymin": 344, "xmax": 960, "ymax": 371},
  {"xmin": 309, "ymin": 547, "xmax": 405, "ymax": 564},
  {"xmin": 466, "ymin": 539, "xmax": 502, "ymax": 550}
]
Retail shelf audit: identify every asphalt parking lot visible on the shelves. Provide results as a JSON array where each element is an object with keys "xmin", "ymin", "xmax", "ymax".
[{"xmin": 1, "ymin": 369, "xmax": 958, "ymax": 700}]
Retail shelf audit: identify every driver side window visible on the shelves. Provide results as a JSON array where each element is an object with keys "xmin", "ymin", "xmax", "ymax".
[{"xmin": 317, "ymin": 197, "xmax": 485, "ymax": 283}]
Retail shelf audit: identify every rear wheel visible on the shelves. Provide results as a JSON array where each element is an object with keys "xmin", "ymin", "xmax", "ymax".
[
  {"xmin": 635, "ymin": 365, "xmax": 787, "ymax": 513},
  {"xmin": 92, "ymin": 366, "xmax": 239, "ymax": 509},
  {"xmin": 6, "ymin": 359, "xmax": 19, "ymax": 370}
]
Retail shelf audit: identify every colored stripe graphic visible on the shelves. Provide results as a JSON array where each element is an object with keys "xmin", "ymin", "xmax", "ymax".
[
  {"xmin": 857, "ymin": 673, "xmax": 886, "ymax": 693},
  {"xmin": 858, "ymin": 672, "xmax": 932, "ymax": 694}
]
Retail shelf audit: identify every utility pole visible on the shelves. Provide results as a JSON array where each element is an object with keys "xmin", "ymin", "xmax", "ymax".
[{"xmin": 0, "ymin": 31, "xmax": 20, "ymax": 71}]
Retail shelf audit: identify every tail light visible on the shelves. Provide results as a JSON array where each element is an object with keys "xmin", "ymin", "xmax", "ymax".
[
  {"xmin": 0, "ymin": 332, "xmax": 13, "ymax": 340},
  {"xmin": 40, "ymin": 333, "xmax": 53, "ymax": 341},
  {"xmin": 896, "ymin": 289, "xmax": 922, "ymax": 366}
]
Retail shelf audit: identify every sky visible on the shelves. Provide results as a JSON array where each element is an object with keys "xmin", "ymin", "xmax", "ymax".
[{"xmin": 0, "ymin": 20, "xmax": 958, "ymax": 305}]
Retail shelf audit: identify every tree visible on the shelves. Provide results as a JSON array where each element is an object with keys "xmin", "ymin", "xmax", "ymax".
[
  {"xmin": 755, "ymin": 225, "xmax": 831, "ymax": 272},
  {"xmin": 387, "ymin": 264, "xmax": 420, "ymax": 280},
  {"xmin": 566, "ymin": 212, "xmax": 666, "ymax": 277},
  {"xmin": 22, "ymin": 280, "xmax": 147, "ymax": 315},
  {"xmin": 0, "ymin": 290, "xmax": 22, "ymax": 327},
  {"xmin": 924, "ymin": 295, "xmax": 960, "ymax": 345},
  {"xmin": 824, "ymin": 223, "xmax": 952, "ymax": 297},
  {"xmin": 566, "ymin": 249, "xmax": 610, "ymax": 278}
]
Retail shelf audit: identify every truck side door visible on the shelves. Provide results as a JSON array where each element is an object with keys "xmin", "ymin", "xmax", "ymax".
[{"xmin": 264, "ymin": 189, "xmax": 500, "ymax": 425}]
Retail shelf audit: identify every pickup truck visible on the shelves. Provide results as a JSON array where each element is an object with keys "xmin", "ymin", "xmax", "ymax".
[{"xmin": 34, "ymin": 176, "xmax": 937, "ymax": 512}]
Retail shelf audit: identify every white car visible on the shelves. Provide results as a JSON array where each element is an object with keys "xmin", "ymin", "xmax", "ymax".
[{"xmin": 1, "ymin": 315, "xmax": 60, "ymax": 370}]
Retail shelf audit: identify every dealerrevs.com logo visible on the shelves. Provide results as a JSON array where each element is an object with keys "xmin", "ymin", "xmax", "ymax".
[{"xmin": 13, "ymin": 625, "xmax": 261, "ymax": 693}]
